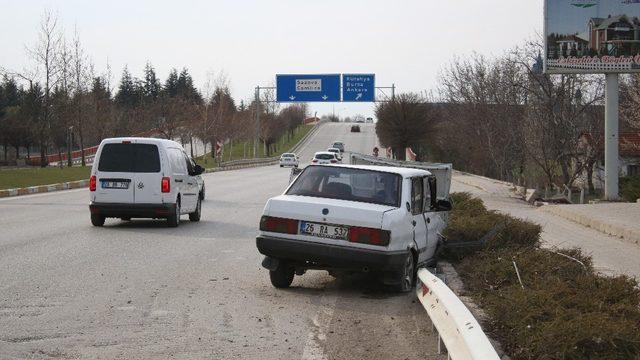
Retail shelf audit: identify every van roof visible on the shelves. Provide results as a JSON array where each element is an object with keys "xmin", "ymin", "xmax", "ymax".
[{"xmin": 100, "ymin": 137, "xmax": 182, "ymax": 148}]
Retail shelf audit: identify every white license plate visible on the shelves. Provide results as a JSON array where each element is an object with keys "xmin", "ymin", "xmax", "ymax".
[
  {"xmin": 300, "ymin": 221, "xmax": 349, "ymax": 240},
  {"xmin": 101, "ymin": 181, "xmax": 129, "ymax": 189}
]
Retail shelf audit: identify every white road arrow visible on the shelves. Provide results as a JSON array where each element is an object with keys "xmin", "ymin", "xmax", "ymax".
[
  {"xmin": 289, "ymin": 95, "xmax": 296, "ymax": 100},
  {"xmin": 355, "ymin": 93, "xmax": 363, "ymax": 100},
  {"xmin": 322, "ymin": 95, "xmax": 328, "ymax": 100}
]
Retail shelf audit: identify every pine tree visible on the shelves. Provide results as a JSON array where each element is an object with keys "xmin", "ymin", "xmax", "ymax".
[
  {"xmin": 164, "ymin": 68, "xmax": 179, "ymax": 98},
  {"xmin": 143, "ymin": 62, "xmax": 161, "ymax": 101},
  {"xmin": 115, "ymin": 66, "xmax": 138, "ymax": 107}
]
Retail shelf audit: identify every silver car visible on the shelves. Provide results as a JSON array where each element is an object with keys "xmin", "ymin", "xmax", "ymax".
[{"xmin": 279, "ymin": 153, "xmax": 299, "ymax": 167}]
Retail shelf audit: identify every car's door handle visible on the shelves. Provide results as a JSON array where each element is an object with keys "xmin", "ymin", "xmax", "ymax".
[
  {"xmin": 427, "ymin": 217, "xmax": 431, "ymax": 224},
  {"xmin": 174, "ymin": 179, "xmax": 183, "ymax": 183},
  {"xmin": 187, "ymin": 182, "xmax": 194, "ymax": 185},
  {"xmin": 412, "ymin": 220, "xmax": 416, "ymax": 226}
]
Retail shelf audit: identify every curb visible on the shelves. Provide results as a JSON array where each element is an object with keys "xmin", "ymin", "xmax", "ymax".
[
  {"xmin": 0, "ymin": 161, "xmax": 279, "ymax": 199},
  {"xmin": 541, "ymin": 204, "xmax": 640, "ymax": 245}
]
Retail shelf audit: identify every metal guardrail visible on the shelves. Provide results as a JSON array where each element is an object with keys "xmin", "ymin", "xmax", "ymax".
[{"xmin": 416, "ymin": 268, "xmax": 500, "ymax": 360}]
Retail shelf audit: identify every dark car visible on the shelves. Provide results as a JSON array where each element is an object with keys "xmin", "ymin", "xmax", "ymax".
[{"xmin": 350, "ymin": 125, "xmax": 361, "ymax": 133}]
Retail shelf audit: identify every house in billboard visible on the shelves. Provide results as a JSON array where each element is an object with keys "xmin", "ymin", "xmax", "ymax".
[
  {"xmin": 588, "ymin": 15, "xmax": 640, "ymax": 56},
  {"xmin": 557, "ymin": 34, "xmax": 590, "ymax": 57}
]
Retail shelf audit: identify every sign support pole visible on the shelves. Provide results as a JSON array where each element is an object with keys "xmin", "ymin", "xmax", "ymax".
[{"xmin": 604, "ymin": 73, "xmax": 619, "ymax": 201}]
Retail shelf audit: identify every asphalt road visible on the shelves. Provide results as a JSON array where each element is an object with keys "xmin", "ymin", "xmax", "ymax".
[{"xmin": 0, "ymin": 123, "xmax": 444, "ymax": 359}]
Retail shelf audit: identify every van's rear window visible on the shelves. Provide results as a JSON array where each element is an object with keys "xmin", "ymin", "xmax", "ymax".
[{"xmin": 98, "ymin": 143, "xmax": 161, "ymax": 173}]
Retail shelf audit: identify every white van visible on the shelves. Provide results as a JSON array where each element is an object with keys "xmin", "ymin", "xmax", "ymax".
[{"xmin": 89, "ymin": 137, "xmax": 205, "ymax": 227}]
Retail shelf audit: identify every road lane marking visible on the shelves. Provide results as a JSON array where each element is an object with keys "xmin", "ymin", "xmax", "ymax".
[{"xmin": 301, "ymin": 292, "xmax": 337, "ymax": 360}]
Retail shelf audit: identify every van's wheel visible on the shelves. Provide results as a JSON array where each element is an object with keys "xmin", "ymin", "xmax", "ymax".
[
  {"xmin": 269, "ymin": 262, "xmax": 295, "ymax": 288},
  {"xmin": 199, "ymin": 185, "xmax": 205, "ymax": 200},
  {"xmin": 396, "ymin": 252, "xmax": 416, "ymax": 293},
  {"xmin": 167, "ymin": 201, "xmax": 180, "ymax": 228},
  {"xmin": 189, "ymin": 197, "xmax": 201, "ymax": 222},
  {"xmin": 91, "ymin": 214, "xmax": 105, "ymax": 227}
]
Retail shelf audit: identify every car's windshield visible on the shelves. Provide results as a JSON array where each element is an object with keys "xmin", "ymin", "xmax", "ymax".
[
  {"xmin": 286, "ymin": 166, "xmax": 401, "ymax": 207},
  {"xmin": 98, "ymin": 143, "xmax": 160, "ymax": 173},
  {"xmin": 315, "ymin": 153, "xmax": 335, "ymax": 160}
]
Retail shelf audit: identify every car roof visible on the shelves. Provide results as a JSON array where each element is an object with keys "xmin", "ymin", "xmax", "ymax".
[
  {"xmin": 310, "ymin": 164, "xmax": 431, "ymax": 177},
  {"xmin": 332, "ymin": 141, "xmax": 343, "ymax": 144},
  {"xmin": 327, "ymin": 148, "xmax": 340, "ymax": 151},
  {"xmin": 281, "ymin": 153, "xmax": 295, "ymax": 156},
  {"xmin": 100, "ymin": 137, "xmax": 182, "ymax": 148}
]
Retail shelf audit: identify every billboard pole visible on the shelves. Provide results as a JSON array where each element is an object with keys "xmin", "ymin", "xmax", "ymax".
[{"xmin": 604, "ymin": 73, "xmax": 619, "ymax": 201}]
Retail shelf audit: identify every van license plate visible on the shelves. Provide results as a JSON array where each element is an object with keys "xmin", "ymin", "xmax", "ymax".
[
  {"xmin": 300, "ymin": 221, "xmax": 349, "ymax": 240},
  {"xmin": 101, "ymin": 181, "xmax": 129, "ymax": 189}
]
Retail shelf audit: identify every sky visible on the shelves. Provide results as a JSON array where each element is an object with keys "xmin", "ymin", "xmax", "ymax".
[
  {"xmin": 547, "ymin": 0, "xmax": 640, "ymax": 36},
  {"xmin": 0, "ymin": 0, "xmax": 542, "ymax": 118}
]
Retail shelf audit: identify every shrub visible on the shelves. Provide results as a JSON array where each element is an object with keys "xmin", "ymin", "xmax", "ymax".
[
  {"xmin": 444, "ymin": 192, "xmax": 640, "ymax": 359},
  {"xmin": 620, "ymin": 175, "xmax": 640, "ymax": 202}
]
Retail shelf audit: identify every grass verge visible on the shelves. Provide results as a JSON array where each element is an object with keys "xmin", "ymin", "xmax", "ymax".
[
  {"xmin": 443, "ymin": 192, "xmax": 640, "ymax": 359},
  {"xmin": 195, "ymin": 124, "xmax": 314, "ymax": 168},
  {"xmin": 0, "ymin": 166, "xmax": 91, "ymax": 190}
]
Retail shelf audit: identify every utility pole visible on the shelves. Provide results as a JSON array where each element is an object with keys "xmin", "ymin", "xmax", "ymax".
[
  {"xmin": 254, "ymin": 86, "xmax": 260, "ymax": 158},
  {"xmin": 604, "ymin": 74, "xmax": 619, "ymax": 200},
  {"xmin": 391, "ymin": 83, "xmax": 395, "ymax": 101},
  {"xmin": 67, "ymin": 126, "xmax": 74, "ymax": 167}
]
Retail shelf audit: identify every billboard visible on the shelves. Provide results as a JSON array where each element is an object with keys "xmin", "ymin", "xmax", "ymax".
[{"xmin": 545, "ymin": 0, "xmax": 640, "ymax": 73}]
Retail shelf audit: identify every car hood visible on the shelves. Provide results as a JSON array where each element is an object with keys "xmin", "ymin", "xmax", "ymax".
[{"xmin": 264, "ymin": 194, "xmax": 396, "ymax": 228}]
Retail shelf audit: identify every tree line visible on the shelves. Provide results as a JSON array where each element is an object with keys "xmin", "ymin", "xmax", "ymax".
[
  {"xmin": 376, "ymin": 40, "xmax": 640, "ymax": 192},
  {"xmin": 0, "ymin": 11, "xmax": 307, "ymax": 166}
]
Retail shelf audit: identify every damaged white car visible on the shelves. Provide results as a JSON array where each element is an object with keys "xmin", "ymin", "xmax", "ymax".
[{"xmin": 256, "ymin": 164, "xmax": 451, "ymax": 292}]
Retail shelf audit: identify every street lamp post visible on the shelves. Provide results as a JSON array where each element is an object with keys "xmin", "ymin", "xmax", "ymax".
[{"xmin": 67, "ymin": 126, "xmax": 74, "ymax": 167}]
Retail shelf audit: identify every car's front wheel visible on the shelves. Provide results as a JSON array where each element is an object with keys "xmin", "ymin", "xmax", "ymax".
[
  {"xmin": 396, "ymin": 252, "xmax": 416, "ymax": 293},
  {"xmin": 269, "ymin": 262, "xmax": 294, "ymax": 288}
]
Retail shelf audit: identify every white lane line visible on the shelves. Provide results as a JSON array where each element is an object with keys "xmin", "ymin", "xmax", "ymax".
[
  {"xmin": 301, "ymin": 292, "xmax": 337, "ymax": 360},
  {"xmin": 0, "ymin": 187, "xmax": 86, "ymax": 202}
]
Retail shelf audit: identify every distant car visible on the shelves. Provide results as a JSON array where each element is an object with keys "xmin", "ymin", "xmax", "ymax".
[
  {"xmin": 256, "ymin": 164, "xmax": 452, "ymax": 291},
  {"xmin": 326, "ymin": 148, "xmax": 343, "ymax": 162},
  {"xmin": 351, "ymin": 125, "xmax": 361, "ymax": 133},
  {"xmin": 89, "ymin": 137, "xmax": 205, "ymax": 227},
  {"xmin": 312, "ymin": 151, "xmax": 339, "ymax": 164},
  {"xmin": 279, "ymin": 153, "xmax": 299, "ymax": 167},
  {"xmin": 356, "ymin": 119, "xmax": 365, "ymax": 123},
  {"xmin": 331, "ymin": 141, "xmax": 345, "ymax": 153}
]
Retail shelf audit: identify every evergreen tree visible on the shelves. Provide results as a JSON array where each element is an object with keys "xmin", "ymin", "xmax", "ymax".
[
  {"xmin": 115, "ymin": 66, "xmax": 141, "ymax": 107},
  {"xmin": 143, "ymin": 62, "xmax": 161, "ymax": 101},
  {"xmin": 164, "ymin": 68, "xmax": 179, "ymax": 98}
]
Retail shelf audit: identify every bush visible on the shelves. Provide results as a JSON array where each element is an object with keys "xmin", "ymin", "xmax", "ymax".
[
  {"xmin": 620, "ymin": 175, "xmax": 640, "ymax": 202},
  {"xmin": 444, "ymin": 192, "xmax": 640, "ymax": 359}
]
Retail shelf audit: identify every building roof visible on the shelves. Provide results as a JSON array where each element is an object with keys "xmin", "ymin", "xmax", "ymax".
[
  {"xmin": 582, "ymin": 132, "xmax": 640, "ymax": 157},
  {"xmin": 591, "ymin": 15, "xmax": 640, "ymax": 30},
  {"xmin": 558, "ymin": 35, "xmax": 588, "ymax": 44}
]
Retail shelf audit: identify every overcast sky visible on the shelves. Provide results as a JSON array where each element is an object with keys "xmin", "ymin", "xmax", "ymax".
[{"xmin": 0, "ymin": 0, "xmax": 542, "ymax": 118}]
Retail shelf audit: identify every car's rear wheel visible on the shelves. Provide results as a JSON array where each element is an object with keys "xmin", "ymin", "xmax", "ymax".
[
  {"xmin": 167, "ymin": 201, "xmax": 180, "ymax": 228},
  {"xmin": 199, "ymin": 185, "xmax": 205, "ymax": 200},
  {"xmin": 91, "ymin": 214, "xmax": 105, "ymax": 227},
  {"xmin": 396, "ymin": 252, "xmax": 415, "ymax": 293},
  {"xmin": 269, "ymin": 262, "xmax": 294, "ymax": 288},
  {"xmin": 189, "ymin": 197, "xmax": 201, "ymax": 222}
]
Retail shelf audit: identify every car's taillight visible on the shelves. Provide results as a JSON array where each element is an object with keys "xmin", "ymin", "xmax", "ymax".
[
  {"xmin": 330, "ymin": 159, "xmax": 337, "ymax": 163},
  {"xmin": 312, "ymin": 159, "xmax": 318, "ymax": 163},
  {"xmin": 260, "ymin": 216, "xmax": 299, "ymax": 234},
  {"xmin": 349, "ymin": 226, "xmax": 390, "ymax": 246},
  {"xmin": 89, "ymin": 175, "xmax": 97, "ymax": 191},
  {"xmin": 161, "ymin": 177, "xmax": 171, "ymax": 193}
]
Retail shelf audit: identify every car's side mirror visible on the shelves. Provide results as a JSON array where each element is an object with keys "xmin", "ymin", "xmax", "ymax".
[
  {"xmin": 193, "ymin": 164, "xmax": 204, "ymax": 176},
  {"xmin": 436, "ymin": 199, "xmax": 452, "ymax": 212},
  {"xmin": 406, "ymin": 202, "xmax": 411, "ymax": 212}
]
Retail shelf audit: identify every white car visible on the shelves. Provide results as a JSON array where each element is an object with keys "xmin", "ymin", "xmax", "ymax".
[
  {"xmin": 256, "ymin": 164, "xmax": 451, "ymax": 292},
  {"xmin": 326, "ymin": 148, "xmax": 342, "ymax": 162},
  {"xmin": 89, "ymin": 137, "xmax": 205, "ymax": 227},
  {"xmin": 279, "ymin": 153, "xmax": 299, "ymax": 167},
  {"xmin": 312, "ymin": 151, "xmax": 339, "ymax": 164}
]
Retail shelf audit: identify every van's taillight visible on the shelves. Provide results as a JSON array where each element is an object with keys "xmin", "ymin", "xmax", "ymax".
[
  {"xmin": 122, "ymin": 140, "xmax": 131, "ymax": 144},
  {"xmin": 349, "ymin": 227, "xmax": 390, "ymax": 246},
  {"xmin": 89, "ymin": 175, "xmax": 97, "ymax": 191},
  {"xmin": 161, "ymin": 177, "xmax": 170, "ymax": 193},
  {"xmin": 260, "ymin": 216, "xmax": 299, "ymax": 234}
]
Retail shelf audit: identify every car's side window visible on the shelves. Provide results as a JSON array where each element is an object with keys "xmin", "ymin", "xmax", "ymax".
[
  {"xmin": 411, "ymin": 177, "xmax": 423, "ymax": 215},
  {"xmin": 169, "ymin": 149, "xmax": 187, "ymax": 174},
  {"xmin": 182, "ymin": 152, "xmax": 194, "ymax": 174},
  {"xmin": 423, "ymin": 177, "xmax": 432, "ymax": 212}
]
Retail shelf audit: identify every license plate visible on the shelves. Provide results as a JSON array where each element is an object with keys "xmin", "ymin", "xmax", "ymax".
[
  {"xmin": 300, "ymin": 221, "xmax": 349, "ymax": 240},
  {"xmin": 101, "ymin": 180, "xmax": 129, "ymax": 189}
]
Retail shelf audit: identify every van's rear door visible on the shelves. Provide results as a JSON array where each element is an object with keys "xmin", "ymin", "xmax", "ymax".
[
  {"xmin": 132, "ymin": 143, "xmax": 163, "ymax": 204},
  {"xmin": 94, "ymin": 143, "xmax": 135, "ymax": 204}
]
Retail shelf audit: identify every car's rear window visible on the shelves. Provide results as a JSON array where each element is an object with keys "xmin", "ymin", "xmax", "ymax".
[
  {"xmin": 315, "ymin": 153, "xmax": 335, "ymax": 160},
  {"xmin": 98, "ymin": 143, "xmax": 161, "ymax": 173},
  {"xmin": 286, "ymin": 166, "xmax": 401, "ymax": 207},
  {"xmin": 282, "ymin": 154, "xmax": 294, "ymax": 158}
]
